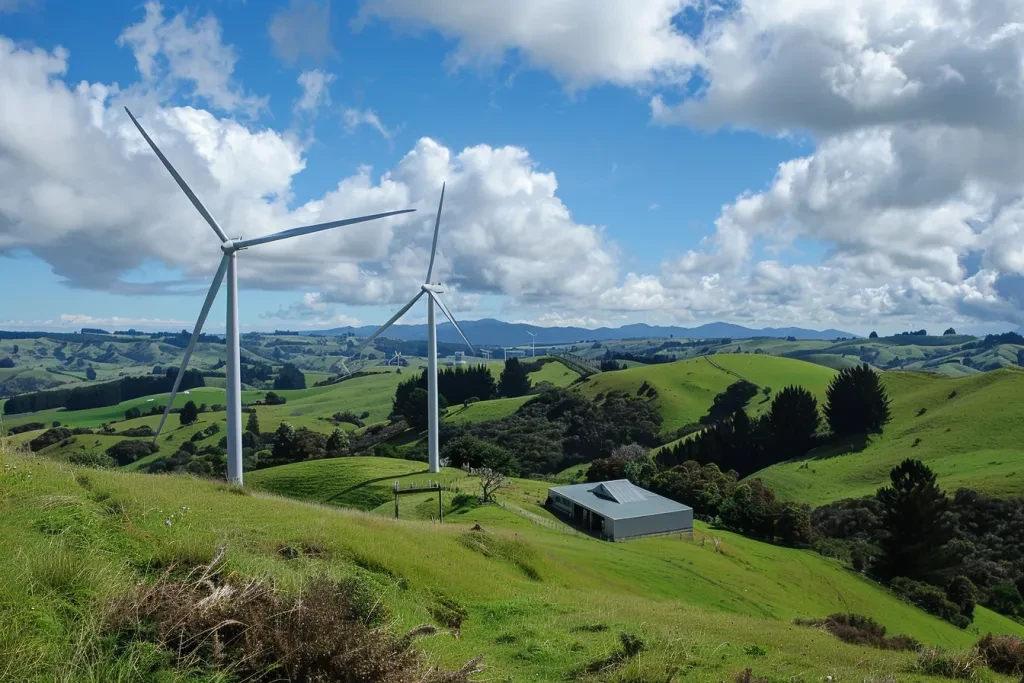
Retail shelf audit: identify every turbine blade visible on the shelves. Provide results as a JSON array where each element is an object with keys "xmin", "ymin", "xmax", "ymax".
[
  {"xmin": 350, "ymin": 291, "xmax": 424, "ymax": 356},
  {"xmin": 152, "ymin": 254, "xmax": 230, "ymax": 442},
  {"xmin": 234, "ymin": 209, "xmax": 415, "ymax": 250},
  {"xmin": 124, "ymin": 107, "xmax": 230, "ymax": 244},
  {"xmin": 425, "ymin": 183, "xmax": 444, "ymax": 283},
  {"xmin": 428, "ymin": 292, "xmax": 474, "ymax": 355}
]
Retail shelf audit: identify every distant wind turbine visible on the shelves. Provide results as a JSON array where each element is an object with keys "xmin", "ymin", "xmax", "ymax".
[
  {"xmin": 125, "ymin": 107, "xmax": 415, "ymax": 485},
  {"xmin": 527, "ymin": 330, "xmax": 537, "ymax": 357},
  {"xmin": 350, "ymin": 184, "xmax": 473, "ymax": 473}
]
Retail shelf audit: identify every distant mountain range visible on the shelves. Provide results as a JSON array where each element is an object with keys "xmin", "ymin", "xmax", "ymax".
[{"xmin": 303, "ymin": 319, "xmax": 858, "ymax": 346}]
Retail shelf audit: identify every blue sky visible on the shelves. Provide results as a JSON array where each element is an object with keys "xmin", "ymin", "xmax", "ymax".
[{"xmin": 1, "ymin": 0, "xmax": 1022, "ymax": 335}]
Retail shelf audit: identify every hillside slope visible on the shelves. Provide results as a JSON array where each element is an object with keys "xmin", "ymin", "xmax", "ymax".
[
  {"xmin": 577, "ymin": 355, "xmax": 836, "ymax": 433},
  {"xmin": 6, "ymin": 449, "xmax": 1022, "ymax": 681},
  {"xmin": 754, "ymin": 368, "xmax": 1024, "ymax": 505}
]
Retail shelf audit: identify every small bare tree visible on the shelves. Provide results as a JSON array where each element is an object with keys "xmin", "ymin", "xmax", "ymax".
[{"xmin": 471, "ymin": 467, "xmax": 508, "ymax": 503}]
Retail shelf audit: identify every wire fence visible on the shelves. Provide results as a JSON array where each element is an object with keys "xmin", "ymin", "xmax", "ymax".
[{"xmin": 496, "ymin": 500, "xmax": 592, "ymax": 539}]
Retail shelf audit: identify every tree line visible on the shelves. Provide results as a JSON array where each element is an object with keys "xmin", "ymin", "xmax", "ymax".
[
  {"xmin": 4, "ymin": 369, "xmax": 206, "ymax": 415},
  {"xmin": 657, "ymin": 364, "xmax": 890, "ymax": 477}
]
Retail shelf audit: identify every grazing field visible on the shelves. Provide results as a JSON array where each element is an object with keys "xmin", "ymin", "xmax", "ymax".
[
  {"xmin": 443, "ymin": 395, "xmax": 531, "ymax": 425},
  {"xmin": 754, "ymin": 368, "xmax": 1024, "ymax": 505},
  {"xmin": 3, "ymin": 448, "xmax": 1022, "ymax": 682},
  {"xmin": 577, "ymin": 355, "xmax": 836, "ymax": 434}
]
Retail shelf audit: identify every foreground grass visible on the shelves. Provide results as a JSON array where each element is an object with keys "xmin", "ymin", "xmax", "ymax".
[
  {"xmin": 5, "ymin": 449, "xmax": 1024, "ymax": 681},
  {"xmin": 754, "ymin": 368, "xmax": 1024, "ymax": 505}
]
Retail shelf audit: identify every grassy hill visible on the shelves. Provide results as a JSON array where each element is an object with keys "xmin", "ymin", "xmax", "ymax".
[
  {"xmin": 577, "ymin": 355, "xmax": 836, "ymax": 434},
  {"xmin": 754, "ymin": 368, "xmax": 1024, "ymax": 505},
  {"xmin": 5, "ymin": 447, "xmax": 1024, "ymax": 681}
]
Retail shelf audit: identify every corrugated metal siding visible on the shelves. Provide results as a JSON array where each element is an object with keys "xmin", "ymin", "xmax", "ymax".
[
  {"xmin": 595, "ymin": 480, "xmax": 647, "ymax": 504},
  {"xmin": 610, "ymin": 509, "xmax": 693, "ymax": 541}
]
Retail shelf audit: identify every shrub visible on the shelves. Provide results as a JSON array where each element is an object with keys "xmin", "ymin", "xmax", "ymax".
[
  {"xmin": 105, "ymin": 439, "xmax": 159, "ymax": 466},
  {"xmin": 331, "ymin": 410, "xmax": 365, "ymax": 427},
  {"xmin": 793, "ymin": 613, "xmax": 919, "ymax": 651},
  {"xmin": 914, "ymin": 648, "xmax": 983, "ymax": 679},
  {"xmin": 264, "ymin": 391, "xmax": 286, "ymax": 406},
  {"xmin": 106, "ymin": 570, "xmax": 481, "ymax": 682},
  {"xmin": 976, "ymin": 634, "xmax": 1024, "ymax": 675},
  {"xmin": 125, "ymin": 407, "xmax": 142, "ymax": 421},
  {"xmin": 179, "ymin": 400, "xmax": 199, "ymax": 426},
  {"xmin": 29, "ymin": 427, "xmax": 72, "ymax": 452},
  {"xmin": 119, "ymin": 425, "xmax": 155, "ymax": 437},
  {"xmin": 68, "ymin": 451, "xmax": 117, "ymax": 469},
  {"xmin": 892, "ymin": 577, "xmax": 970, "ymax": 627},
  {"xmin": 7, "ymin": 422, "xmax": 45, "ymax": 436},
  {"xmin": 946, "ymin": 576, "xmax": 978, "ymax": 620}
]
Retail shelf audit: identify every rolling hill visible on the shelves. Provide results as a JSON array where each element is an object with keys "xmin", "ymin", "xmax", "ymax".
[
  {"xmin": 5, "ymin": 447, "xmax": 1023, "ymax": 681},
  {"xmin": 753, "ymin": 368, "xmax": 1024, "ymax": 505},
  {"xmin": 576, "ymin": 355, "xmax": 837, "ymax": 434}
]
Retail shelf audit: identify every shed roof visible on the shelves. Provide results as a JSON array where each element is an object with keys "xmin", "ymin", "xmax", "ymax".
[{"xmin": 548, "ymin": 480, "xmax": 691, "ymax": 520}]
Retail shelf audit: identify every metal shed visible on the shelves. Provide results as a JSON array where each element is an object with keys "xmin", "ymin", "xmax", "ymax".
[{"xmin": 546, "ymin": 480, "xmax": 693, "ymax": 541}]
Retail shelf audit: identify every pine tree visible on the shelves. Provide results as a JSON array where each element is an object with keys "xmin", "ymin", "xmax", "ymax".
[
  {"xmin": 869, "ymin": 331, "xmax": 879, "ymax": 339},
  {"xmin": 498, "ymin": 358, "xmax": 532, "ymax": 398},
  {"xmin": 764, "ymin": 385, "xmax": 820, "ymax": 464},
  {"xmin": 874, "ymin": 459, "xmax": 958, "ymax": 582},
  {"xmin": 823, "ymin": 363, "xmax": 892, "ymax": 436},
  {"xmin": 179, "ymin": 400, "xmax": 199, "ymax": 426},
  {"xmin": 246, "ymin": 409, "xmax": 260, "ymax": 435},
  {"xmin": 273, "ymin": 362, "xmax": 306, "ymax": 390}
]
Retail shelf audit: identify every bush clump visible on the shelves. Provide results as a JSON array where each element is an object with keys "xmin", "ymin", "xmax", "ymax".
[
  {"xmin": 892, "ymin": 577, "xmax": 970, "ymax": 627},
  {"xmin": 976, "ymin": 634, "xmax": 1024, "ymax": 675},
  {"xmin": 913, "ymin": 648, "xmax": 983, "ymax": 679},
  {"xmin": 106, "ymin": 567, "xmax": 482, "ymax": 682},
  {"xmin": 119, "ymin": 425, "xmax": 155, "ymax": 437},
  {"xmin": 68, "ymin": 451, "xmax": 117, "ymax": 469},
  {"xmin": 29, "ymin": 427, "xmax": 72, "ymax": 452},
  {"xmin": 105, "ymin": 439, "xmax": 159, "ymax": 466},
  {"xmin": 793, "ymin": 613, "xmax": 919, "ymax": 650}
]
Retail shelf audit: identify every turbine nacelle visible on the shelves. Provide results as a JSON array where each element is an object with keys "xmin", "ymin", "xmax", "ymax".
[{"xmin": 421, "ymin": 283, "xmax": 445, "ymax": 294}]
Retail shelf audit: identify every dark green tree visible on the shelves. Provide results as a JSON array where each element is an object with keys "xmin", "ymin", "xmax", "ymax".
[
  {"xmin": 440, "ymin": 435, "xmax": 518, "ymax": 475},
  {"xmin": 326, "ymin": 428, "xmax": 349, "ymax": 457},
  {"xmin": 246, "ymin": 409, "xmax": 260, "ymax": 435},
  {"xmin": 943, "ymin": 327, "xmax": 957, "ymax": 335},
  {"xmin": 0, "ymin": 357, "xmax": 16, "ymax": 369},
  {"xmin": 273, "ymin": 362, "xmax": 306, "ymax": 390},
  {"xmin": 11, "ymin": 344, "xmax": 18, "ymax": 354},
  {"xmin": 823, "ymin": 364, "xmax": 892, "ymax": 436},
  {"xmin": 945, "ymin": 576, "xmax": 977, "ymax": 620},
  {"xmin": 392, "ymin": 387, "xmax": 448, "ymax": 431},
  {"xmin": 85, "ymin": 366, "xmax": 97, "ymax": 380},
  {"xmin": 873, "ymin": 459, "xmax": 957, "ymax": 582},
  {"xmin": 869, "ymin": 331, "xmax": 879, "ymax": 339},
  {"xmin": 775, "ymin": 502, "xmax": 812, "ymax": 546},
  {"xmin": 498, "ymin": 358, "xmax": 532, "ymax": 398},
  {"xmin": 125, "ymin": 407, "xmax": 142, "ymax": 420},
  {"xmin": 179, "ymin": 400, "xmax": 199, "ymax": 426},
  {"xmin": 764, "ymin": 385, "xmax": 820, "ymax": 462}
]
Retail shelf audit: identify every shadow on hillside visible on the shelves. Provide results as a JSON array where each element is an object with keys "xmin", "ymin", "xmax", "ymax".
[
  {"xmin": 324, "ymin": 470, "xmax": 430, "ymax": 504},
  {"xmin": 799, "ymin": 433, "xmax": 871, "ymax": 462}
]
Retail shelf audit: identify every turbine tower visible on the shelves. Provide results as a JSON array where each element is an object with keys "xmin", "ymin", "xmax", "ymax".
[
  {"xmin": 527, "ymin": 330, "xmax": 537, "ymax": 357},
  {"xmin": 351, "ymin": 184, "xmax": 473, "ymax": 473},
  {"xmin": 126, "ymin": 107, "xmax": 414, "ymax": 485}
]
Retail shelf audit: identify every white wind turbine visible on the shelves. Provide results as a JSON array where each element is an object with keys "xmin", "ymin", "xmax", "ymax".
[
  {"xmin": 527, "ymin": 330, "xmax": 537, "ymax": 357},
  {"xmin": 350, "ymin": 184, "xmax": 473, "ymax": 473},
  {"xmin": 125, "ymin": 107, "xmax": 414, "ymax": 484}
]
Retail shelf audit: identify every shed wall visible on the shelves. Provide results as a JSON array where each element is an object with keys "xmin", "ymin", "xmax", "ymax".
[{"xmin": 609, "ymin": 508, "xmax": 693, "ymax": 540}]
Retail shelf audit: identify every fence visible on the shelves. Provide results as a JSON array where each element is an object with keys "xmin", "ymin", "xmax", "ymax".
[
  {"xmin": 496, "ymin": 500, "xmax": 591, "ymax": 539},
  {"xmin": 552, "ymin": 353, "xmax": 600, "ymax": 377}
]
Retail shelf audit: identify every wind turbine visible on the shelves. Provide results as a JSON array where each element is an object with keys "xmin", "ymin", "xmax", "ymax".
[
  {"xmin": 125, "ymin": 107, "xmax": 414, "ymax": 484},
  {"xmin": 389, "ymin": 350, "xmax": 404, "ymax": 366},
  {"xmin": 350, "ymin": 184, "xmax": 473, "ymax": 473},
  {"xmin": 527, "ymin": 330, "xmax": 537, "ymax": 357}
]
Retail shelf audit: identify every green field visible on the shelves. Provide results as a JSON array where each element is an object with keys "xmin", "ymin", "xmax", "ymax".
[
  {"xmin": 578, "ymin": 355, "xmax": 836, "ymax": 434},
  {"xmin": 4, "ymin": 448, "xmax": 1022, "ymax": 681},
  {"xmin": 754, "ymin": 368, "xmax": 1024, "ymax": 505}
]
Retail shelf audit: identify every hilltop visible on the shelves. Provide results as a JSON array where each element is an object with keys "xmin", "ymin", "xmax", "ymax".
[
  {"xmin": 4, "ymin": 448, "xmax": 1023, "ymax": 681},
  {"xmin": 753, "ymin": 367, "xmax": 1024, "ymax": 505}
]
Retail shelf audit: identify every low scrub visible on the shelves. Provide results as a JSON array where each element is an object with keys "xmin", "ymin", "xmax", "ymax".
[
  {"xmin": 7, "ymin": 421, "xmax": 44, "ymax": 436},
  {"xmin": 913, "ymin": 648, "xmax": 983, "ymax": 680},
  {"xmin": 976, "ymin": 634, "xmax": 1024, "ymax": 675},
  {"xmin": 106, "ymin": 562, "xmax": 482, "ymax": 682},
  {"xmin": 892, "ymin": 577, "xmax": 970, "ymax": 628},
  {"xmin": 793, "ymin": 613, "xmax": 919, "ymax": 651},
  {"xmin": 118, "ymin": 425, "xmax": 155, "ymax": 437},
  {"xmin": 29, "ymin": 427, "xmax": 72, "ymax": 452},
  {"xmin": 105, "ymin": 439, "xmax": 159, "ymax": 466}
]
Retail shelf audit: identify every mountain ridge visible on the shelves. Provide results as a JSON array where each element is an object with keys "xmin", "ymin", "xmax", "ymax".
[{"xmin": 302, "ymin": 319, "xmax": 858, "ymax": 345}]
